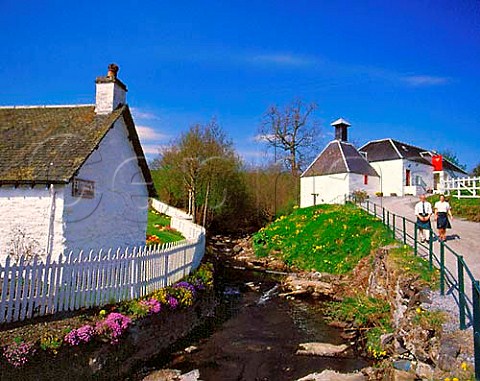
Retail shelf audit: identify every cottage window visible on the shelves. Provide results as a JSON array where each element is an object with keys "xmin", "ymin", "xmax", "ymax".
[
  {"xmin": 72, "ymin": 178, "xmax": 95, "ymax": 198},
  {"xmin": 364, "ymin": 175, "xmax": 368, "ymax": 185}
]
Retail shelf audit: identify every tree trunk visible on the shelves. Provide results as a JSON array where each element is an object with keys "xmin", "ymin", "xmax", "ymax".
[{"xmin": 202, "ymin": 181, "xmax": 210, "ymax": 227}]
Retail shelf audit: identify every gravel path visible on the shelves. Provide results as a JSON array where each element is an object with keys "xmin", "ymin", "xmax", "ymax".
[{"xmin": 367, "ymin": 196, "xmax": 480, "ymax": 325}]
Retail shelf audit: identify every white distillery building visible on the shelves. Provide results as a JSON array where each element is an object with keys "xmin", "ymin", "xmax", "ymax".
[
  {"xmin": 359, "ymin": 139, "xmax": 467, "ymax": 197},
  {"xmin": 0, "ymin": 64, "xmax": 156, "ymax": 262},
  {"xmin": 300, "ymin": 118, "xmax": 468, "ymax": 208},
  {"xmin": 300, "ymin": 119, "xmax": 379, "ymax": 208}
]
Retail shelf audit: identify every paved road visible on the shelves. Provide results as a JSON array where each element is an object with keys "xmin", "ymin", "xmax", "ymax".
[{"xmin": 366, "ymin": 196, "xmax": 480, "ymax": 308}]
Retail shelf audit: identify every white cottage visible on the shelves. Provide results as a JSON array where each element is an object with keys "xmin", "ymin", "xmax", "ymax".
[
  {"xmin": 0, "ymin": 64, "xmax": 156, "ymax": 261},
  {"xmin": 300, "ymin": 118, "xmax": 379, "ymax": 207},
  {"xmin": 359, "ymin": 139, "xmax": 467, "ymax": 196}
]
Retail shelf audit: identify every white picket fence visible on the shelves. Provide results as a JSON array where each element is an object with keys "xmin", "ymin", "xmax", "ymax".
[
  {"xmin": 150, "ymin": 198, "xmax": 193, "ymax": 220},
  {"xmin": 440, "ymin": 176, "xmax": 480, "ymax": 199},
  {"xmin": 0, "ymin": 199, "xmax": 206, "ymax": 324}
]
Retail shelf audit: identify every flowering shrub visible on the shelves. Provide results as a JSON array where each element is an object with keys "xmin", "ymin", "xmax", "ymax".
[
  {"xmin": 146, "ymin": 234, "xmax": 161, "ymax": 245},
  {"xmin": 95, "ymin": 313, "xmax": 131, "ymax": 344},
  {"xmin": 3, "ymin": 340, "xmax": 36, "ymax": 367},
  {"xmin": 40, "ymin": 332, "xmax": 63, "ymax": 354},
  {"xmin": 140, "ymin": 298, "xmax": 161, "ymax": 314},
  {"xmin": 167, "ymin": 296, "xmax": 179, "ymax": 309},
  {"xmin": 0, "ymin": 264, "xmax": 214, "ymax": 367},
  {"xmin": 64, "ymin": 324, "xmax": 95, "ymax": 346}
]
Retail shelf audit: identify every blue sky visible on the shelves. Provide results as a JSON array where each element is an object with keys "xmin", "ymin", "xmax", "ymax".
[{"xmin": 1, "ymin": 1, "xmax": 479, "ymax": 170}]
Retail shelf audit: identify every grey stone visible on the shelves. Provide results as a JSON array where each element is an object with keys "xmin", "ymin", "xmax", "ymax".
[
  {"xmin": 233, "ymin": 245, "xmax": 243, "ymax": 253},
  {"xmin": 296, "ymin": 342, "xmax": 348, "ymax": 356},
  {"xmin": 415, "ymin": 361, "xmax": 434, "ymax": 379},
  {"xmin": 380, "ymin": 333, "xmax": 394, "ymax": 346},
  {"xmin": 393, "ymin": 359, "xmax": 412, "ymax": 372},
  {"xmin": 296, "ymin": 369, "xmax": 365, "ymax": 381},
  {"xmin": 392, "ymin": 369, "xmax": 416, "ymax": 381},
  {"xmin": 179, "ymin": 369, "xmax": 201, "ymax": 381},
  {"xmin": 142, "ymin": 369, "xmax": 181, "ymax": 381}
]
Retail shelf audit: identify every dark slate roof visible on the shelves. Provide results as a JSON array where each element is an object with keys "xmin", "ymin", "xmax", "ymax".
[
  {"xmin": 0, "ymin": 105, "xmax": 157, "ymax": 196},
  {"xmin": 359, "ymin": 139, "xmax": 467, "ymax": 174},
  {"xmin": 302, "ymin": 140, "xmax": 379, "ymax": 177}
]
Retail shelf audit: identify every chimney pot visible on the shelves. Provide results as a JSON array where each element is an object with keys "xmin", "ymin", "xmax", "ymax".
[
  {"xmin": 107, "ymin": 63, "xmax": 119, "ymax": 79},
  {"xmin": 331, "ymin": 118, "xmax": 351, "ymax": 142}
]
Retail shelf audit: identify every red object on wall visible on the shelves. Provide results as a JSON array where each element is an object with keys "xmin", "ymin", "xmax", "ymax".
[{"xmin": 432, "ymin": 155, "xmax": 443, "ymax": 171}]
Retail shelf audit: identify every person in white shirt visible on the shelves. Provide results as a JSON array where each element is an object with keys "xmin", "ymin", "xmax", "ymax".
[
  {"xmin": 414, "ymin": 194, "xmax": 432, "ymax": 243},
  {"xmin": 434, "ymin": 194, "xmax": 453, "ymax": 242}
]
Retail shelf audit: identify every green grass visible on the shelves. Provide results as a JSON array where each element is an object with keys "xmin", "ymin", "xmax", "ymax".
[
  {"xmin": 147, "ymin": 209, "xmax": 184, "ymax": 244},
  {"xmin": 252, "ymin": 203, "xmax": 394, "ymax": 274},
  {"xmin": 324, "ymin": 294, "xmax": 393, "ymax": 359},
  {"xmin": 427, "ymin": 194, "xmax": 480, "ymax": 222},
  {"xmin": 388, "ymin": 246, "xmax": 439, "ymax": 289}
]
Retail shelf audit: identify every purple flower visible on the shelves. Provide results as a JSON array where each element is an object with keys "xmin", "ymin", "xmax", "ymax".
[
  {"xmin": 96, "ymin": 312, "xmax": 132, "ymax": 344},
  {"xmin": 174, "ymin": 281, "xmax": 196, "ymax": 294},
  {"xmin": 3, "ymin": 341, "xmax": 36, "ymax": 367},
  {"xmin": 167, "ymin": 296, "xmax": 179, "ymax": 309},
  {"xmin": 192, "ymin": 279, "xmax": 206, "ymax": 291},
  {"xmin": 140, "ymin": 298, "xmax": 161, "ymax": 314},
  {"xmin": 64, "ymin": 325, "xmax": 95, "ymax": 346}
]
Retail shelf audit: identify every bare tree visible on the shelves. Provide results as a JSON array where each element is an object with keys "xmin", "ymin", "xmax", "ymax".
[{"xmin": 259, "ymin": 99, "xmax": 320, "ymax": 176}]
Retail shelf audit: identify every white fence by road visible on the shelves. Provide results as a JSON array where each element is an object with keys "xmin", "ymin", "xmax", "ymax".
[
  {"xmin": 0, "ymin": 199, "xmax": 206, "ymax": 324},
  {"xmin": 440, "ymin": 176, "xmax": 480, "ymax": 199}
]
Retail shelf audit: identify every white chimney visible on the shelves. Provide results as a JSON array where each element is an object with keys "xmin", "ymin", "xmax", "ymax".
[{"xmin": 95, "ymin": 63, "xmax": 127, "ymax": 114}]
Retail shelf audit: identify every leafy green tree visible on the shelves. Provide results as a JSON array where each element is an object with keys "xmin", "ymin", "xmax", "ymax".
[{"xmin": 151, "ymin": 120, "xmax": 251, "ymax": 229}]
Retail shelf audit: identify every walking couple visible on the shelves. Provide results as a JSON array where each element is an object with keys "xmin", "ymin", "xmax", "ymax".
[{"xmin": 415, "ymin": 194, "xmax": 453, "ymax": 243}]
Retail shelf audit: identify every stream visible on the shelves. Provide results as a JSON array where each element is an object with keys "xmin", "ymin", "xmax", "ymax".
[{"xmin": 138, "ymin": 239, "xmax": 370, "ymax": 381}]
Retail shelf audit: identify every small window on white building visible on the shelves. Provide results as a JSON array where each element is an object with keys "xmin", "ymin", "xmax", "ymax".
[
  {"xmin": 364, "ymin": 175, "xmax": 368, "ymax": 185},
  {"xmin": 72, "ymin": 178, "xmax": 95, "ymax": 199}
]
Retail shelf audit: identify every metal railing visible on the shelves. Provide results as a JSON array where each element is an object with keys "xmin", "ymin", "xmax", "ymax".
[{"xmin": 351, "ymin": 197, "xmax": 480, "ymax": 380}]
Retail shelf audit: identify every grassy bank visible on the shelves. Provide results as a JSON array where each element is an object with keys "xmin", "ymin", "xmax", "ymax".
[
  {"xmin": 427, "ymin": 195, "xmax": 480, "ymax": 222},
  {"xmin": 147, "ymin": 209, "xmax": 184, "ymax": 244},
  {"xmin": 252, "ymin": 203, "xmax": 394, "ymax": 274}
]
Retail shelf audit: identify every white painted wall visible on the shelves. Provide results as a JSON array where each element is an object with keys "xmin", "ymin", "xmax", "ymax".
[
  {"xmin": 95, "ymin": 82, "xmax": 126, "ymax": 114},
  {"xmin": 0, "ymin": 186, "xmax": 66, "ymax": 263},
  {"xmin": 300, "ymin": 174, "xmax": 350, "ymax": 207},
  {"xmin": 369, "ymin": 159, "xmax": 404, "ymax": 196},
  {"xmin": 403, "ymin": 160, "xmax": 433, "ymax": 194},
  {"xmin": 349, "ymin": 173, "xmax": 380, "ymax": 196},
  {"xmin": 63, "ymin": 116, "xmax": 149, "ymax": 256}
]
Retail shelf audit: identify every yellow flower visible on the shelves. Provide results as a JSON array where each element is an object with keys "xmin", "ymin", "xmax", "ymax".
[
  {"xmin": 461, "ymin": 362, "xmax": 468, "ymax": 371},
  {"xmin": 99, "ymin": 309, "xmax": 107, "ymax": 317},
  {"xmin": 416, "ymin": 307, "xmax": 422, "ymax": 313},
  {"xmin": 452, "ymin": 378, "xmax": 459, "ymax": 381},
  {"xmin": 444, "ymin": 378, "xmax": 451, "ymax": 381}
]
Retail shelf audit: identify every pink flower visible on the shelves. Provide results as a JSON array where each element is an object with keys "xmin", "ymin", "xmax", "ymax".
[
  {"xmin": 3, "ymin": 341, "xmax": 36, "ymax": 367},
  {"xmin": 64, "ymin": 325, "xmax": 95, "ymax": 346},
  {"xmin": 96, "ymin": 312, "xmax": 131, "ymax": 344}
]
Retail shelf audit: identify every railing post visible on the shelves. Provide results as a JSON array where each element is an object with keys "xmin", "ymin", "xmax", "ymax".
[
  {"xmin": 382, "ymin": 208, "xmax": 385, "ymax": 225},
  {"xmin": 402, "ymin": 217, "xmax": 407, "ymax": 244},
  {"xmin": 457, "ymin": 256, "xmax": 466, "ymax": 330},
  {"xmin": 440, "ymin": 241, "xmax": 445, "ymax": 295},
  {"xmin": 387, "ymin": 210, "xmax": 390, "ymax": 229},
  {"xmin": 428, "ymin": 229, "xmax": 433, "ymax": 270},
  {"xmin": 374, "ymin": 203, "xmax": 377, "ymax": 217},
  {"xmin": 367, "ymin": 200, "xmax": 370, "ymax": 213},
  {"xmin": 472, "ymin": 280, "xmax": 480, "ymax": 381},
  {"xmin": 414, "ymin": 224, "xmax": 418, "ymax": 256},
  {"xmin": 392, "ymin": 214, "xmax": 396, "ymax": 240}
]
